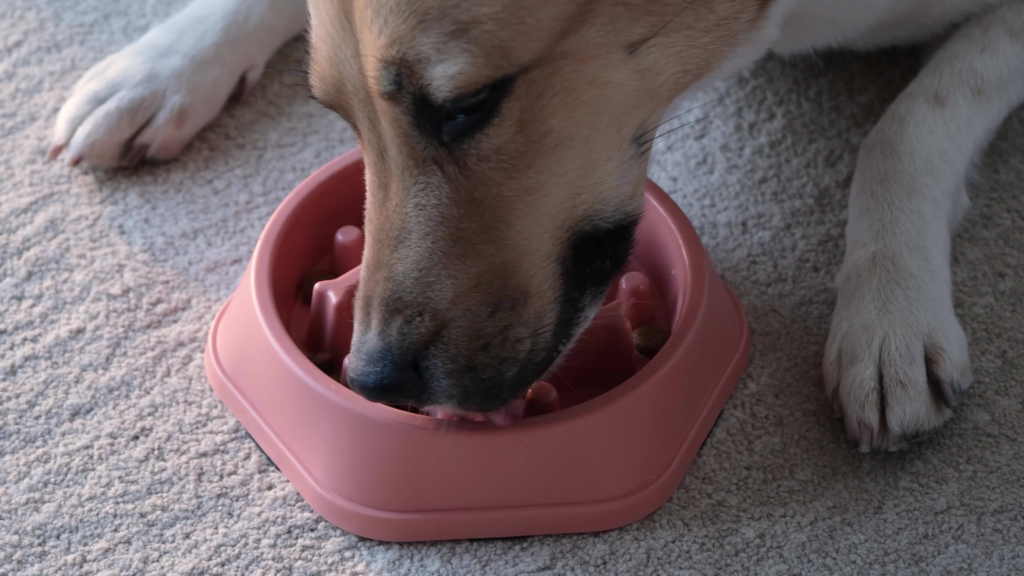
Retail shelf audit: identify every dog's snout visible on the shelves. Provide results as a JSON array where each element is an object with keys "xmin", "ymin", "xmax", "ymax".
[{"xmin": 346, "ymin": 348, "xmax": 425, "ymax": 406}]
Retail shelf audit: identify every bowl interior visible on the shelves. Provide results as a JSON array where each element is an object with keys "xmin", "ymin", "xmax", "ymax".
[{"xmin": 259, "ymin": 154, "xmax": 690, "ymax": 422}]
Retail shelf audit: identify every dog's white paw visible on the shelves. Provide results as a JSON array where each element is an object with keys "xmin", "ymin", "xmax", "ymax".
[
  {"xmin": 49, "ymin": 17, "xmax": 263, "ymax": 169},
  {"xmin": 823, "ymin": 253, "xmax": 972, "ymax": 452}
]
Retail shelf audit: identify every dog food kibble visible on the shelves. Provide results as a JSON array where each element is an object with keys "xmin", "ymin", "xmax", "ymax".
[
  {"xmin": 632, "ymin": 325, "xmax": 668, "ymax": 358},
  {"xmin": 297, "ymin": 270, "xmax": 337, "ymax": 304},
  {"xmin": 308, "ymin": 351, "xmax": 341, "ymax": 380}
]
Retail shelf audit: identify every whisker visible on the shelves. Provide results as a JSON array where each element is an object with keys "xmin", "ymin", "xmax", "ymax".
[
  {"xmin": 639, "ymin": 97, "xmax": 723, "ymax": 140},
  {"xmin": 597, "ymin": 299, "xmax": 666, "ymax": 306},
  {"xmin": 511, "ymin": 325, "xmax": 557, "ymax": 346},
  {"xmin": 638, "ymin": 115, "xmax": 716, "ymax": 153},
  {"xmin": 552, "ymin": 371, "xmax": 577, "ymax": 392},
  {"xmin": 510, "ymin": 316, "xmax": 563, "ymax": 345}
]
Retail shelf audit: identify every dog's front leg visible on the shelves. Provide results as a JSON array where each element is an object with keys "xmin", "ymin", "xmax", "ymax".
[
  {"xmin": 824, "ymin": 2, "xmax": 1024, "ymax": 452},
  {"xmin": 49, "ymin": 0, "xmax": 307, "ymax": 169}
]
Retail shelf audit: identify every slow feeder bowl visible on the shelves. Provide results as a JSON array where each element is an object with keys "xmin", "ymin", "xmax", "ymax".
[{"xmin": 204, "ymin": 148, "xmax": 749, "ymax": 542}]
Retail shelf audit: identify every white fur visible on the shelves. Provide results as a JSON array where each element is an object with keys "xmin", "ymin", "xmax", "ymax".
[
  {"xmin": 663, "ymin": 0, "xmax": 1024, "ymax": 451},
  {"xmin": 48, "ymin": 0, "xmax": 305, "ymax": 168},
  {"xmin": 52, "ymin": 0, "xmax": 1024, "ymax": 451},
  {"xmin": 818, "ymin": 1, "xmax": 1024, "ymax": 450}
]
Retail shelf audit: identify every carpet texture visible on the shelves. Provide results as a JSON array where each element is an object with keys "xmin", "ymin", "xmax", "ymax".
[{"xmin": 3, "ymin": 1, "xmax": 1023, "ymax": 574}]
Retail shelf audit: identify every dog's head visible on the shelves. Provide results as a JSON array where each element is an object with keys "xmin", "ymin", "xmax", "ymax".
[{"xmin": 308, "ymin": 0, "xmax": 767, "ymax": 414}]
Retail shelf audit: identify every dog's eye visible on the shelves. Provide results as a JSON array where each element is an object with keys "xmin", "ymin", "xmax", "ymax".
[
  {"xmin": 439, "ymin": 79, "xmax": 511, "ymax": 143},
  {"xmin": 415, "ymin": 76, "xmax": 514, "ymax": 146},
  {"xmin": 448, "ymin": 86, "xmax": 492, "ymax": 118}
]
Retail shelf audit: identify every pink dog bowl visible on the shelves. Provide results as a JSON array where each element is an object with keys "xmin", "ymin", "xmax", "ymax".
[{"xmin": 204, "ymin": 148, "xmax": 749, "ymax": 542}]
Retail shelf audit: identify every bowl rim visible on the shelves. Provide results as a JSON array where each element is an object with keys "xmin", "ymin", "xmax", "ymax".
[{"xmin": 248, "ymin": 148, "xmax": 711, "ymax": 431}]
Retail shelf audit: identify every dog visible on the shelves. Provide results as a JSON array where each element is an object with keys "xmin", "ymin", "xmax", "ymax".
[{"xmin": 48, "ymin": 0, "xmax": 1024, "ymax": 451}]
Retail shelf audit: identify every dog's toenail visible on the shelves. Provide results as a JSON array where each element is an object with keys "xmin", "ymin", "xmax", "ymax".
[
  {"xmin": 830, "ymin": 390, "xmax": 843, "ymax": 419},
  {"xmin": 930, "ymin": 376, "xmax": 962, "ymax": 409},
  {"xmin": 858, "ymin": 423, "xmax": 873, "ymax": 453},
  {"xmin": 905, "ymin": 428, "xmax": 938, "ymax": 444},
  {"xmin": 47, "ymin": 144, "xmax": 65, "ymax": 161},
  {"xmin": 886, "ymin": 436, "xmax": 906, "ymax": 452},
  {"xmin": 122, "ymin": 144, "xmax": 149, "ymax": 167},
  {"xmin": 943, "ymin": 380, "xmax": 962, "ymax": 408},
  {"xmin": 229, "ymin": 70, "xmax": 250, "ymax": 103}
]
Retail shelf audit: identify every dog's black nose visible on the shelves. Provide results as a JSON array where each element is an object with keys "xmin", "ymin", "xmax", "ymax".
[{"xmin": 345, "ymin": 350, "xmax": 425, "ymax": 405}]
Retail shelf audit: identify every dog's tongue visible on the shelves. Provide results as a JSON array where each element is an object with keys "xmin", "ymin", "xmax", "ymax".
[
  {"xmin": 422, "ymin": 398, "xmax": 527, "ymax": 426},
  {"xmin": 421, "ymin": 381, "xmax": 560, "ymax": 426},
  {"xmin": 342, "ymin": 356, "xmax": 554, "ymax": 425}
]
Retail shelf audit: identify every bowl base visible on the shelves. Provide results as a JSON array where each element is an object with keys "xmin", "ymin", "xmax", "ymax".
[
  {"xmin": 204, "ymin": 150, "xmax": 750, "ymax": 542},
  {"xmin": 205, "ymin": 271, "xmax": 748, "ymax": 542}
]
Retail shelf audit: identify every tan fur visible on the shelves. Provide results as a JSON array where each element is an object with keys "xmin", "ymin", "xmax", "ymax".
[{"xmin": 308, "ymin": 0, "xmax": 768, "ymax": 406}]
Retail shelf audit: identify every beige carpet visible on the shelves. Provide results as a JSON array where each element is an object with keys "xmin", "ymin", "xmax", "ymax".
[{"xmin": 3, "ymin": 1, "xmax": 1023, "ymax": 573}]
